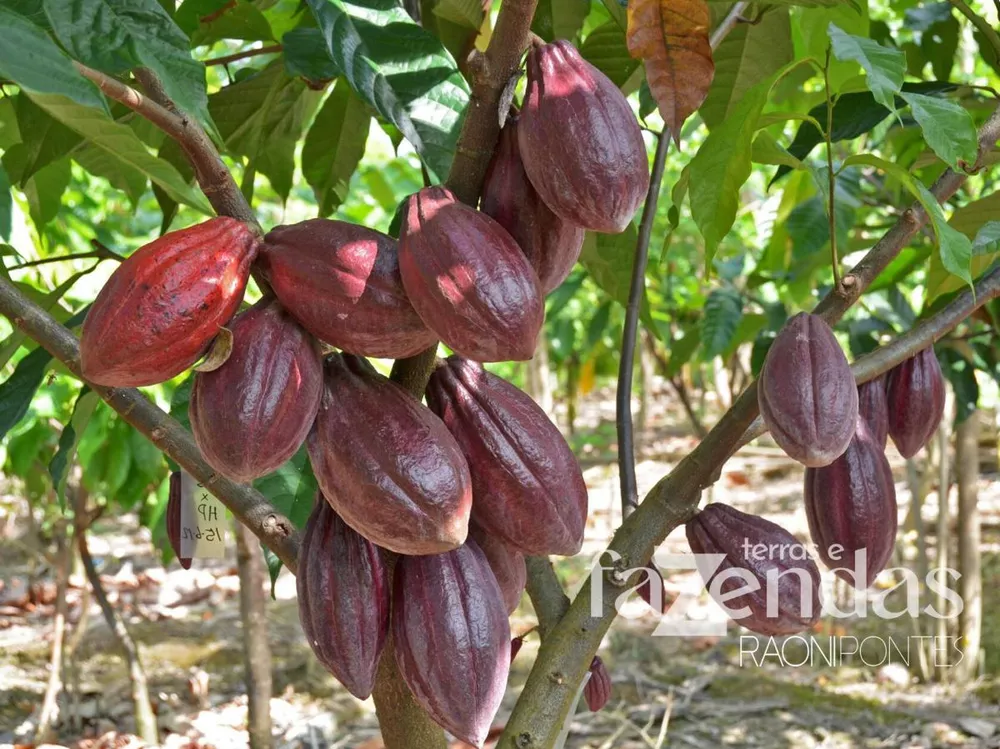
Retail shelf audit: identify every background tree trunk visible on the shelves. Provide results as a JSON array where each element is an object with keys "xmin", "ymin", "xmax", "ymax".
[
  {"xmin": 35, "ymin": 521, "xmax": 70, "ymax": 742},
  {"xmin": 235, "ymin": 523, "xmax": 274, "ymax": 749},
  {"xmin": 955, "ymin": 410, "xmax": 982, "ymax": 683},
  {"xmin": 935, "ymin": 403, "xmax": 952, "ymax": 683},
  {"xmin": 526, "ymin": 327, "xmax": 554, "ymax": 414}
]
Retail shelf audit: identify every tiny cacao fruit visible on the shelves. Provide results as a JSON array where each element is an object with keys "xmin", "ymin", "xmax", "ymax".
[
  {"xmin": 393, "ymin": 540, "xmax": 510, "ymax": 748},
  {"xmin": 583, "ymin": 656, "xmax": 611, "ymax": 712},
  {"xmin": 510, "ymin": 635, "xmax": 524, "ymax": 664},
  {"xmin": 857, "ymin": 375, "xmax": 889, "ymax": 450},
  {"xmin": 518, "ymin": 40, "xmax": 649, "ymax": 233},
  {"xmin": 297, "ymin": 497, "xmax": 389, "ymax": 700},
  {"xmin": 166, "ymin": 472, "xmax": 191, "ymax": 570},
  {"xmin": 758, "ymin": 313, "xmax": 859, "ymax": 467},
  {"xmin": 469, "ymin": 524, "xmax": 527, "ymax": 615},
  {"xmin": 190, "ymin": 298, "xmax": 322, "ymax": 482},
  {"xmin": 885, "ymin": 347, "xmax": 945, "ymax": 458},
  {"xmin": 399, "ymin": 186, "xmax": 544, "ymax": 362},
  {"xmin": 685, "ymin": 503, "xmax": 822, "ymax": 636},
  {"xmin": 425, "ymin": 356, "xmax": 588, "ymax": 556},
  {"xmin": 481, "ymin": 117, "xmax": 585, "ymax": 293},
  {"xmin": 805, "ymin": 416, "xmax": 898, "ymax": 589},
  {"xmin": 258, "ymin": 219, "xmax": 435, "ymax": 358},
  {"xmin": 636, "ymin": 562, "xmax": 669, "ymax": 613},
  {"xmin": 308, "ymin": 353, "xmax": 472, "ymax": 555},
  {"xmin": 81, "ymin": 217, "xmax": 258, "ymax": 387}
]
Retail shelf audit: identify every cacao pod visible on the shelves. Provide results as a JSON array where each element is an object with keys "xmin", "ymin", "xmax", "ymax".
[
  {"xmin": 469, "ymin": 524, "xmax": 527, "ymax": 615},
  {"xmin": 857, "ymin": 375, "xmax": 888, "ymax": 450},
  {"xmin": 481, "ymin": 117, "xmax": 585, "ymax": 293},
  {"xmin": 81, "ymin": 217, "xmax": 258, "ymax": 387},
  {"xmin": 636, "ymin": 562, "xmax": 669, "ymax": 613},
  {"xmin": 308, "ymin": 353, "xmax": 472, "ymax": 555},
  {"xmin": 685, "ymin": 503, "xmax": 822, "ymax": 636},
  {"xmin": 190, "ymin": 298, "xmax": 322, "ymax": 482},
  {"xmin": 166, "ymin": 472, "xmax": 191, "ymax": 570},
  {"xmin": 297, "ymin": 497, "xmax": 389, "ymax": 699},
  {"xmin": 583, "ymin": 656, "xmax": 611, "ymax": 712},
  {"xmin": 804, "ymin": 416, "xmax": 898, "ymax": 589},
  {"xmin": 518, "ymin": 40, "xmax": 649, "ymax": 233},
  {"xmin": 425, "ymin": 356, "xmax": 588, "ymax": 556},
  {"xmin": 758, "ymin": 313, "xmax": 859, "ymax": 467},
  {"xmin": 258, "ymin": 219, "xmax": 435, "ymax": 358},
  {"xmin": 393, "ymin": 540, "xmax": 510, "ymax": 747},
  {"xmin": 885, "ymin": 347, "xmax": 945, "ymax": 458},
  {"xmin": 510, "ymin": 635, "xmax": 524, "ymax": 664},
  {"xmin": 399, "ymin": 186, "xmax": 544, "ymax": 362}
]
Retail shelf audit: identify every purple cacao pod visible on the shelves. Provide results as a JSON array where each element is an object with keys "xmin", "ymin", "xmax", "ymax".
[
  {"xmin": 166, "ymin": 472, "xmax": 191, "ymax": 570},
  {"xmin": 636, "ymin": 562, "xmax": 668, "ymax": 613},
  {"xmin": 510, "ymin": 635, "xmax": 524, "ymax": 664},
  {"xmin": 583, "ymin": 656, "xmax": 611, "ymax": 712},
  {"xmin": 425, "ymin": 356, "xmax": 588, "ymax": 556},
  {"xmin": 190, "ymin": 298, "xmax": 323, "ymax": 482},
  {"xmin": 857, "ymin": 375, "xmax": 888, "ymax": 450},
  {"xmin": 399, "ymin": 186, "xmax": 544, "ymax": 362},
  {"xmin": 885, "ymin": 347, "xmax": 946, "ymax": 458},
  {"xmin": 393, "ymin": 540, "xmax": 510, "ymax": 747},
  {"xmin": 481, "ymin": 117, "xmax": 585, "ymax": 293},
  {"xmin": 307, "ymin": 353, "xmax": 472, "ymax": 555},
  {"xmin": 297, "ymin": 498, "xmax": 389, "ymax": 699},
  {"xmin": 519, "ymin": 40, "xmax": 649, "ymax": 233},
  {"xmin": 469, "ymin": 524, "xmax": 527, "ymax": 615},
  {"xmin": 758, "ymin": 313, "xmax": 859, "ymax": 467},
  {"xmin": 685, "ymin": 504, "xmax": 822, "ymax": 636},
  {"xmin": 804, "ymin": 416, "xmax": 898, "ymax": 589}
]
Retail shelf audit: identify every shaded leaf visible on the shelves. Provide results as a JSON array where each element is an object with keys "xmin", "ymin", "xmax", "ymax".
[
  {"xmin": 580, "ymin": 21, "xmax": 640, "ymax": 89},
  {"xmin": 49, "ymin": 387, "xmax": 100, "ymax": 504},
  {"xmin": 532, "ymin": 0, "xmax": 590, "ymax": 41},
  {"xmin": 282, "ymin": 27, "xmax": 341, "ymax": 82},
  {"xmin": 0, "ymin": 165, "xmax": 10, "ymax": 242},
  {"xmin": 0, "ymin": 346, "xmax": 50, "ymax": 440},
  {"xmin": 2, "ymin": 95, "xmax": 82, "ymax": 186},
  {"xmin": 701, "ymin": 287, "xmax": 742, "ymax": 359}
]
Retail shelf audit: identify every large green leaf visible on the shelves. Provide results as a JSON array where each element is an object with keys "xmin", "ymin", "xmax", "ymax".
[
  {"xmin": 24, "ymin": 157, "xmax": 71, "ymax": 229},
  {"xmin": 0, "ymin": 165, "xmax": 10, "ymax": 242},
  {"xmin": 927, "ymin": 215, "xmax": 1000, "ymax": 302},
  {"xmin": 579, "ymin": 21, "xmax": 640, "ymax": 90},
  {"xmin": 0, "ymin": 347, "xmax": 50, "ymax": 440},
  {"xmin": 899, "ymin": 92, "xmax": 977, "ymax": 170},
  {"xmin": 829, "ymin": 23, "xmax": 905, "ymax": 112},
  {"xmin": 49, "ymin": 387, "xmax": 101, "ymax": 504},
  {"xmin": 533, "ymin": 0, "xmax": 590, "ymax": 40},
  {"xmin": 701, "ymin": 288, "xmax": 743, "ymax": 359},
  {"xmin": 283, "ymin": 27, "xmax": 341, "ymax": 82},
  {"xmin": 2, "ymin": 95, "xmax": 83, "ymax": 186}
]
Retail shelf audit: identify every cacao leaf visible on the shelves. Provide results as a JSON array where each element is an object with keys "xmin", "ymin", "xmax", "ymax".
[
  {"xmin": 828, "ymin": 24, "xmax": 905, "ymax": 112},
  {"xmin": 899, "ymin": 92, "xmax": 977, "ymax": 170},
  {"xmin": 532, "ymin": 0, "xmax": 591, "ymax": 40},
  {"xmin": 302, "ymin": 81, "xmax": 369, "ymax": 217},
  {"xmin": 49, "ymin": 387, "xmax": 101, "ymax": 506},
  {"xmin": 282, "ymin": 27, "xmax": 341, "ymax": 82},
  {"xmin": 579, "ymin": 21, "xmax": 641, "ymax": 90}
]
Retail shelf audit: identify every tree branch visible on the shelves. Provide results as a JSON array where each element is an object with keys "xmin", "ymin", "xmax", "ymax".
[
  {"xmin": 525, "ymin": 556, "xmax": 571, "ymax": 638},
  {"xmin": 948, "ymin": 0, "xmax": 1000, "ymax": 61}
]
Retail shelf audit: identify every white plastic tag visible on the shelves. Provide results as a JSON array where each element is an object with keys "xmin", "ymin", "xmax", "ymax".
[{"xmin": 179, "ymin": 472, "xmax": 227, "ymax": 558}]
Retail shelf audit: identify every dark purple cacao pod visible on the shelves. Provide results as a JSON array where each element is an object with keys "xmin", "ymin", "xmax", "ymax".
[
  {"xmin": 519, "ymin": 40, "xmax": 649, "ymax": 233},
  {"xmin": 481, "ymin": 117, "xmax": 585, "ymax": 293},
  {"xmin": 469, "ymin": 524, "xmax": 527, "ymax": 615},
  {"xmin": 308, "ymin": 353, "xmax": 472, "ymax": 554},
  {"xmin": 190, "ymin": 298, "xmax": 322, "ymax": 482},
  {"xmin": 81, "ymin": 217, "xmax": 258, "ymax": 386},
  {"xmin": 399, "ymin": 186, "xmax": 544, "ymax": 362},
  {"xmin": 166, "ymin": 472, "xmax": 191, "ymax": 570},
  {"xmin": 636, "ymin": 562, "xmax": 668, "ymax": 613},
  {"xmin": 758, "ymin": 313, "xmax": 859, "ymax": 467},
  {"xmin": 297, "ymin": 498, "xmax": 389, "ymax": 699},
  {"xmin": 393, "ymin": 540, "xmax": 510, "ymax": 747},
  {"xmin": 804, "ymin": 416, "xmax": 898, "ymax": 589},
  {"xmin": 510, "ymin": 635, "xmax": 524, "ymax": 664},
  {"xmin": 258, "ymin": 219, "xmax": 435, "ymax": 358},
  {"xmin": 583, "ymin": 656, "xmax": 611, "ymax": 712},
  {"xmin": 425, "ymin": 356, "xmax": 588, "ymax": 556},
  {"xmin": 857, "ymin": 375, "xmax": 888, "ymax": 450},
  {"xmin": 885, "ymin": 347, "xmax": 946, "ymax": 458},
  {"xmin": 685, "ymin": 504, "xmax": 822, "ymax": 636}
]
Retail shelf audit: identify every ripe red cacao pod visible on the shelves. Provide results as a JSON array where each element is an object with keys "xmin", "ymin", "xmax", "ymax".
[
  {"xmin": 804, "ymin": 416, "xmax": 898, "ymax": 589},
  {"xmin": 469, "ymin": 524, "xmax": 527, "ymax": 615},
  {"xmin": 583, "ymin": 656, "xmax": 611, "ymax": 712},
  {"xmin": 393, "ymin": 540, "xmax": 510, "ymax": 747},
  {"xmin": 399, "ymin": 187, "xmax": 544, "ymax": 362},
  {"xmin": 81, "ymin": 217, "xmax": 258, "ymax": 387},
  {"xmin": 857, "ymin": 375, "xmax": 888, "ymax": 450},
  {"xmin": 166, "ymin": 472, "xmax": 191, "ymax": 570},
  {"xmin": 685, "ymin": 504, "xmax": 822, "ymax": 636},
  {"xmin": 190, "ymin": 298, "xmax": 322, "ymax": 483},
  {"xmin": 258, "ymin": 219, "xmax": 435, "ymax": 358},
  {"xmin": 297, "ymin": 497, "xmax": 389, "ymax": 700},
  {"xmin": 885, "ymin": 347, "xmax": 945, "ymax": 458},
  {"xmin": 481, "ymin": 118, "xmax": 585, "ymax": 293},
  {"xmin": 308, "ymin": 353, "xmax": 472, "ymax": 555},
  {"xmin": 425, "ymin": 356, "xmax": 588, "ymax": 556},
  {"xmin": 519, "ymin": 40, "xmax": 649, "ymax": 233},
  {"xmin": 758, "ymin": 313, "xmax": 859, "ymax": 467}
]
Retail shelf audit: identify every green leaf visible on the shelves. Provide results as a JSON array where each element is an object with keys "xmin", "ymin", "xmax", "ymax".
[
  {"xmin": 254, "ymin": 448, "xmax": 317, "ymax": 590},
  {"xmin": 24, "ymin": 157, "xmax": 71, "ymax": 229},
  {"xmin": 7, "ymin": 420, "xmax": 52, "ymax": 476},
  {"xmin": 49, "ymin": 387, "xmax": 100, "ymax": 504},
  {"xmin": 701, "ymin": 288, "xmax": 743, "ymax": 359},
  {"xmin": 74, "ymin": 142, "xmax": 149, "ymax": 205},
  {"xmin": 282, "ymin": 27, "xmax": 341, "ymax": 82},
  {"xmin": 0, "ymin": 164, "xmax": 10, "ymax": 242},
  {"xmin": 899, "ymin": 92, "xmax": 977, "ymax": 170},
  {"xmin": 579, "ymin": 21, "xmax": 640, "ymax": 90},
  {"xmin": 913, "ymin": 180, "xmax": 973, "ymax": 289},
  {"xmin": 533, "ymin": 0, "xmax": 591, "ymax": 39},
  {"xmin": 188, "ymin": 0, "xmax": 274, "ymax": 45},
  {"xmin": 0, "ymin": 346, "xmax": 50, "ymax": 440},
  {"xmin": 828, "ymin": 23, "xmax": 905, "ymax": 113},
  {"xmin": 927, "ymin": 209, "xmax": 1000, "ymax": 302},
  {"xmin": 939, "ymin": 347, "xmax": 979, "ymax": 425},
  {"xmin": 2, "ymin": 95, "xmax": 83, "ymax": 186}
]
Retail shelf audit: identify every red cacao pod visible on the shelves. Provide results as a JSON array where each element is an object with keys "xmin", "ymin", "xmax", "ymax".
[
  {"xmin": 758, "ymin": 313, "xmax": 859, "ymax": 467},
  {"xmin": 481, "ymin": 118, "xmax": 585, "ymax": 293},
  {"xmin": 857, "ymin": 375, "xmax": 888, "ymax": 450},
  {"xmin": 393, "ymin": 540, "xmax": 510, "ymax": 747},
  {"xmin": 258, "ymin": 219, "xmax": 435, "ymax": 358},
  {"xmin": 297, "ymin": 497, "xmax": 389, "ymax": 699},
  {"xmin": 804, "ymin": 416, "xmax": 897, "ymax": 589},
  {"xmin": 81, "ymin": 217, "xmax": 258, "ymax": 387},
  {"xmin": 307, "ymin": 353, "xmax": 472, "ymax": 555},
  {"xmin": 425, "ymin": 356, "xmax": 588, "ymax": 556},
  {"xmin": 166, "ymin": 472, "xmax": 191, "ymax": 570},
  {"xmin": 518, "ymin": 40, "xmax": 649, "ymax": 233},
  {"xmin": 399, "ymin": 187, "xmax": 544, "ymax": 362},
  {"xmin": 583, "ymin": 656, "xmax": 611, "ymax": 712},
  {"xmin": 469, "ymin": 524, "xmax": 526, "ymax": 615},
  {"xmin": 885, "ymin": 347, "xmax": 945, "ymax": 458},
  {"xmin": 685, "ymin": 504, "xmax": 822, "ymax": 636},
  {"xmin": 190, "ymin": 298, "xmax": 322, "ymax": 482}
]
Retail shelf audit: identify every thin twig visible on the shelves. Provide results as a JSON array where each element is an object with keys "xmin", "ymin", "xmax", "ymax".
[
  {"xmin": 709, "ymin": 1, "xmax": 749, "ymax": 48},
  {"xmin": 204, "ymin": 44, "xmax": 282, "ymax": 67},
  {"xmin": 824, "ymin": 46, "xmax": 841, "ymax": 287},
  {"xmin": 948, "ymin": 0, "xmax": 1000, "ymax": 61}
]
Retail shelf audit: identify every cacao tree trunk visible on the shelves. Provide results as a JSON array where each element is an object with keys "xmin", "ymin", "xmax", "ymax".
[
  {"xmin": 234, "ymin": 523, "xmax": 274, "ymax": 749},
  {"xmin": 955, "ymin": 410, "xmax": 982, "ymax": 683},
  {"xmin": 35, "ymin": 521, "xmax": 70, "ymax": 743}
]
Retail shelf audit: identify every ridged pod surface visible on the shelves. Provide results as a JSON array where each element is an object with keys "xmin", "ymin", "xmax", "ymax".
[
  {"xmin": 805, "ymin": 416, "xmax": 898, "ymax": 589},
  {"xmin": 259, "ymin": 219, "xmax": 435, "ymax": 358},
  {"xmin": 481, "ymin": 117, "xmax": 585, "ymax": 293},
  {"xmin": 519, "ymin": 40, "xmax": 649, "ymax": 233},
  {"xmin": 685, "ymin": 504, "xmax": 822, "ymax": 636},
  {"xmin": 469, "ymin": 524, "xmax": 527, "ymax": 615},
  {"xmin": 758, "ymin": 313, "xmax": 859, "ymax": 467},
  {"xmin": 308, "ymin": 353, "xmax": 472, "ymax": 554},
  {"xmin": 190, "ymin": 298, "xmax": 322, "ymax": 482},
  {"xmin": 81, "ymin": 217, "xmax": 258, "ymax": 386},
  {"xmin": 857, "ymin": 375, "xmax": 889, "ymax": 449},
  {"xmin": 399, "ymin": 186, "xmax": 544, "ymax": 362},
  {"xmin": 166, "ymin": 472, "xmax": 191, "ymax": 570},
  {"xmin": 425, "ymin": 356, "xmax": 588, "ymax": 556},
  {"xmin": 886, "ymin": 347, "xmax": 946, "ymax": 458},
  {"xmin": 297, "ymin": 498, "xmax": 389, "ymax": 699},
  {"xmin": 393, "ymin": 540, "xmax": 510, "ymax": 747},
  {"xmin": 584, "ymin": 657, "xmax": 611, "ymax": 712}
]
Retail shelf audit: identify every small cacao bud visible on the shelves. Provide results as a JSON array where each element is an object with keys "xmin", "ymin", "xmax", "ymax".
[
  {"xmin": 469, "ymin": 524, "xmax": 527, "ymax": 615},
  {"xmin": 885, "ymin": 347, "xmax": 945, "ymax": 458},
  {"xmin": 758, "ymin": 313, "xmax": 859, "ymax": 467},
  {"xmin": 857, "ymin": 375, "xmax": 888, "ymax": 449},
  {"xmin": 166, "ymin": 471, "xmax": 191, "ymax": 570},
  {"xmin": 583, "ymin": 656, "xmax": 611, "ymax": 712},
  {"xmin": 636, "ymin": 562, "xmax": 669, "ymax": 613},
  {"xmin": 510, "ymin": 635, "xmax": 524, "ymax": 664}
]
